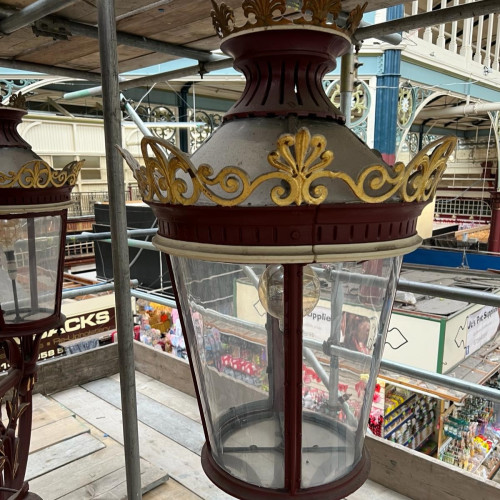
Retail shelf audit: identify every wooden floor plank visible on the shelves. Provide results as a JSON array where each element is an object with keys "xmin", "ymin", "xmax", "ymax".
[
  {"xmin": 82, "ymin": 377, "xmax": 204, "ymax": 454},
  {"xmin": 29, "ymin": 436, "xmax": 125, "ymax": 499},
  {"xmin": 16, "ymin": 395, "xmax": 74, "ymax": 431},
  {"xmin": 144, "ymin": 479, "xmax": 203, "ymax": 500},
  {"xmin": 111, "ymin": 371, "xmax": 202, "ymax": 423},
  {"xmin": 26, "ymin": 432, "xmax": 105, "ymax": 481},
  {"xmin": 39, "ymin": 374, "xmax": 412, "ymax": 500},
  {"xmin": 51, "ymin": 387, "xmax": 233, "ymax": 500},
  {"xmin": 30, "ymin": 416, "xmax": 89, "ymax": 453},
  {"xmin": 58, "ymin": 461, "xmax": 168, "ymax": 500}
]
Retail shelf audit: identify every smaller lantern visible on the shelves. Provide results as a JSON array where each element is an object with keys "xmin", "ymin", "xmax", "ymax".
[
  {"xmin": 0, "ymin": 94, "xmax": 82, "ymax": 336},
  {"xmin": 120, "ymin": 1, "xmax": 456, "ymax": 498},
  {"xmin": 0, "ymin": 93, "xmax": 81, "ymax": 496}
]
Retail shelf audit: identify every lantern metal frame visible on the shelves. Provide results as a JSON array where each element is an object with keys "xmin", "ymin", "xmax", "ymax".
[
  {"xmin": 0, "ymin": 94, "xmax": 81, "ymax": 499},
  {"xmin": 120, "ymin": 1, "xmax": 457, "ymax": 499}
]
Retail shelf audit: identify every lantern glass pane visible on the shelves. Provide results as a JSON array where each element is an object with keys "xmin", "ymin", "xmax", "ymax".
[
  {"xmin": 170, "ymin": 257, "xmax": 285, "ymax": 489},
  {"xmin": 300, "ymin": 257, "xmax": 402, "ymax": 488},
  {"xmin": 0, "ymin": 215, "xmax": 62, "ymax": 325}
]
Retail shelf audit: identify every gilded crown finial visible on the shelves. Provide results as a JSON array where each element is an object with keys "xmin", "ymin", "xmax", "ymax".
[{"xmin": 211, "ymin": 0, "xmax": 368, "ymax": 39}]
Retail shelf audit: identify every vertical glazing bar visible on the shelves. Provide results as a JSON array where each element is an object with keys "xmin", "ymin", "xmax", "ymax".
[
  {"xmin": 283, "ymin": 264, "xmax": 303, "ymax": 494},
  {"xmin": 165, "ymin": 257, "xmax": 212, "ymax": 445},
  {"xmin": 354, "ymin": 257, "xmax": 401, "ymax": 458},
  {"xmin": 437, "ymin": 0, "xmax": 447, "ymax": 48},
  {"xmin": 270, "ymin": 316, "xmax": 285, "ymax": 414},
  {"xmin": 411, "ymin": 0, "xmax": 418, "ymax": 16},
  {"xmin": 474, "ymin": 15, "xmax": 484, "ymax": 63},
  {"xmin": 328, "ymin": 264, "xmax": 343, "ymax": 410},
  {"xmin": 450, "ymin": 0, "xmax": 459, "ymax": 53},
  {"xmin": 27, "ymin": 218, "xmax": 38, "ymax": 312},
  {"xmin": 96, "ymin": 1, "xmax": 141, "ymax": 498}
]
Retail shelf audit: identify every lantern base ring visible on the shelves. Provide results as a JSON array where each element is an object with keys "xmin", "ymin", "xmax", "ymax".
[
  {"xmin": 201, "ymin": 405, "xmax": 370, "ymax": 499},
  {"xmin": 152, "ymin": 233, "xmax": 422, "ymax": 264}
]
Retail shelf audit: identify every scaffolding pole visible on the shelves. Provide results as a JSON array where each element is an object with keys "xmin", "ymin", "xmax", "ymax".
[{"xmin": 97, "ymin": 1, "xmax": 142, "ymax": 498}]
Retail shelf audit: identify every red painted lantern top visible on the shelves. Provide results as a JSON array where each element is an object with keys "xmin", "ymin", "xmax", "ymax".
[
  {"xmin": 120, "ymin": 0, "xmax": 457, "ymax": 264},
  {"xmin": 0, "ymin": 94, "xmax": 82, "ymax": 210},
  {"xmin": 211, "ymin": 0, "xmax": 365, "ymax": 120}
]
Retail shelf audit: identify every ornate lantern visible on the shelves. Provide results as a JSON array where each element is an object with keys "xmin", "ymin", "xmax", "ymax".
[
  {"xmin": 0, "ymin": 94, "xmax": 81, "ymax": 496},
  {"xmin": 121, "ymin": 1, "xmax": 456, "ymax": 498}
]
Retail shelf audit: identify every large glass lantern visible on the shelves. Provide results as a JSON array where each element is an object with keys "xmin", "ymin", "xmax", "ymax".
[
  {"xmin": 120, "ymin": 1, "xmax": 456, "ymax": 498},
  {"xmin": 0, "ymin": 96, "xmax": 82, "ymax": 336}
]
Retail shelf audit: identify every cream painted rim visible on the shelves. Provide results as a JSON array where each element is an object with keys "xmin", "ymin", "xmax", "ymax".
[
  {"xmin": 153, "ymin": 234, "xmax": 422, "ymax": 264},
  {"xmin": 0, "ymin": 200, "xmax": 72, "ymax": 215},
  {"xmin": 222, "ymin": 24, "xmax": 352, "ymax": 44}
]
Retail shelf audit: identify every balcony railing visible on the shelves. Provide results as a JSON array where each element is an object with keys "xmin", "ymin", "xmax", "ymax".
[
  {"xmin": 406, "ymin": 0, "xmax": 500, "ymax": 73},
  {"xmin": 68, "ymin": 186, "xmax": 142, "ymax": 218}
]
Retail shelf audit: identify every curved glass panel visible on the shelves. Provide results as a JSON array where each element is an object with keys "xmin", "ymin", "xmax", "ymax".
[
  {"xmin": 170, "ymin": 257, "xmax": 285, "ymax": 488},
  {"xmin": 0, "ymin": 215, "xmax": 62, "ymax": 325},
  {"xmin": 300, "ymin": 257, "xmax": 402, "ymax": 488}
]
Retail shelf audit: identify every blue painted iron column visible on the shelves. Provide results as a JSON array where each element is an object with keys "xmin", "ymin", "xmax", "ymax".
[{"xmin": 374, "ymin": 5, "xmax": 404, "ymax": 165}]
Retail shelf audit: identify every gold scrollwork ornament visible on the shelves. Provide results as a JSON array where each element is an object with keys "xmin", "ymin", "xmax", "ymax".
[
  {"xmin": 120, "ymin": 127, "xmax": 456, "ymax": 208},
  {"xmin": 0, "ymin": 160, "xmax": 83, "ymax": 189}
]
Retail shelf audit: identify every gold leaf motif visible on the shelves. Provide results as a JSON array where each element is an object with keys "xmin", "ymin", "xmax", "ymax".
[
  {"xmin": 242, "ymin": 0, "xmax": 287, "ymax": 24},
  {"xmin": 210, "ymin": 0, "xmax": 235, "ymax": 38},
  {"xmin": 268, "ymin": 128, "xmax": 334, "ymax": 205},
  {"xmin": 399, "ymin": 136, "xmax": 457, "ymax": 202},
  {"xmin": 121, "ymin": 131, "xmax": 456, "ymax": 208},
  {"xmin": 0, "ymin": 160, "xmax": 83, "ymax": 189},
  {"xmin": 0, "ymin": 92, "xmax": 27, "ymax": 110},
  {"xmin": 345, "ymin": 2, "xmax": 367, "ymax": 33},
  {"xmin": 300, "ymin": 0, "xmax": 342, "ymax": 25}
]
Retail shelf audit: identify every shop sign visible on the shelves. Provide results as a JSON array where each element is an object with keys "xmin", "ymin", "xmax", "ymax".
[
  {"xmin": 465, "ymin": 305, "xmax": 500, "ymax": 356},
  {"xmin": 0, "ymin": 307, "xmax": 116, "ymax": 370},
  {"xmin": 303, "ymin": 302, "xmax": 332, "ymax": 342}
]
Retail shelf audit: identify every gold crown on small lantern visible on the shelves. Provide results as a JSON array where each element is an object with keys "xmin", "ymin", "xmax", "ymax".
[
  {"xmin": 0, "ymin": 90, "xmax": 83, "ymax": 193},
  {"xmin": 211, "ymin": 0, "xmax": 368, "ymax": 39}
]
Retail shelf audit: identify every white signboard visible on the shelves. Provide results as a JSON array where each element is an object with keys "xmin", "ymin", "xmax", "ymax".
[
  {"xmin": 303, "ymin": 301, "xmax": 333, "ymax": 342},
  {"xmin": 466, "ymin": 306, "xmax": 500, "ymax": 356}
]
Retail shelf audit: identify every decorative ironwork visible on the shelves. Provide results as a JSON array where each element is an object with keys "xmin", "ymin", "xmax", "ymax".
[
  {"xmin": 397, "ymin": 84, "xmax": 415, "ymax": 129},
  {"xmin": 325, "ymin": 79, "xmax": 370, "ymax": 141},
  {"xmin": 414, "ymin": 87, "xmax": 434, "ymax": 107},
  {"xmin": 400, "ymin": 132, "xmax": 419, "ymax": 155},
  {"xmin": 189, "ymin": 110, "xmax": 214, "ymax": 151},
  {"xmin": 0, "ymin": 160, "xmax": 83, "ymax": 189},
  {"xmin": 396, "ymin": 87, "xmax": 437, "ymax": 150},
  {"xmin": 0, "ymin": 81, "xmax": 36, "ymax": 104},
  {"xmin": 0, "ymin": 334, "xmax": 42, "ymax": 494},
  {"xmin": 150, "ymin": 106, "xmax": 177, "ymax": 142},
  {"xmin": 120, "ymin": 127, "xmax": 456, "ymax": 207},
  {"xmin": 210, "ymin": 0, "xmax": 367, "ymax": 38},
  {"xmin": 352, "ymin": 124, "xmax": 367, "ymax": 142}
]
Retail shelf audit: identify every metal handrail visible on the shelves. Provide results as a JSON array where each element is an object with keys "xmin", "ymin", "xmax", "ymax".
[
  {"xmin": 128, "ymin": 288, "xmax": 500, "ymax": 404},
  {"xmin": 60, "ymin": 235, "xmax": 500, "ymax": 405}
]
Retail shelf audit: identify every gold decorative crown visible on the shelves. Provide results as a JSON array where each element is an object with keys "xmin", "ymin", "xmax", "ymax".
[
  {"xmin": 0, "ymin": 160, "xmax": 83, "ymax": 189},
  {"xmin": 211, "ymin": 0, "xmax": 368, "ymax": 39},
  {"xmin": 119, "ymin": 130, "xmax": 457, "ymax": 208}
]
